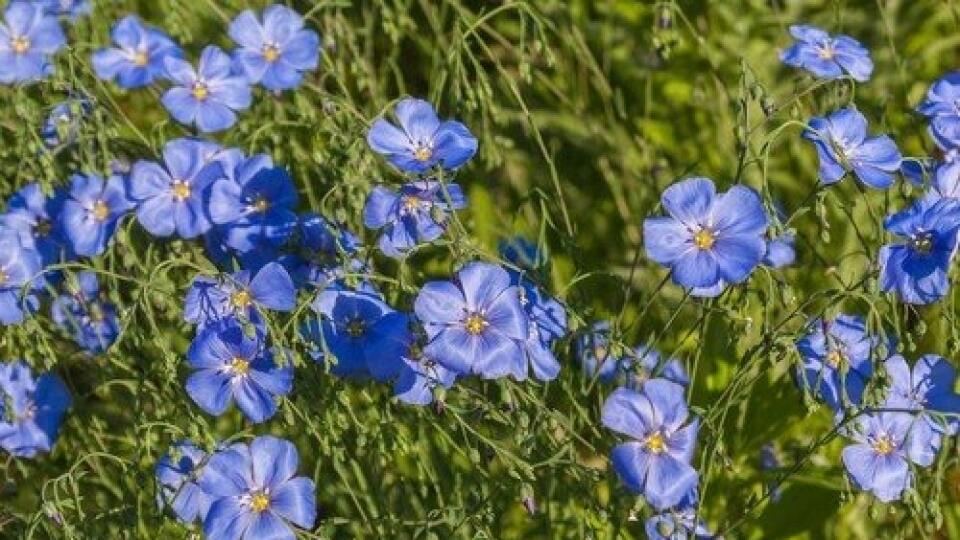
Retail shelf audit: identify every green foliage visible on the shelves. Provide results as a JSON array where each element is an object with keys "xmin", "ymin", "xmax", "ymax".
[{"xmin": 3, "ymin": 0, "xmax": 960, "ymax": 538}]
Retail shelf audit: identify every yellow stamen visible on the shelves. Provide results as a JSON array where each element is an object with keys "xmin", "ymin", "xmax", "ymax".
[
  {"xmin": 346, "ymin": 318, "xmax": 366, "ymax": 338},
  {"xmin": 645, "ymin": 432, "xmax": 667, "ymax": 454},
  {"xmin": 92, "ymin": 200, "xmax": 110, "ymax": 222},
  {"xmin": 10, "ymin": 36, "xmax": 29, "ymax": 55},
  {"xmin": 826, "ymin": 349, "xmax": 845, "ymax": 369},
  {"xmin": 229, "ymin": 356, "xmax": 250, "ymax": 376},
  {"xmin": 262, "ymin": 44, "xmax": 281, "ymax": 63},
  {"xmin": 818, "ymin": 45, "xmax": 835, "ymax": 60},
  {"xmin": 132, "ymin": 50, "xmax": 148, "ymax": 66},
  {"xmin": 465, "ymin": 314, "xmax": 486, "ymax": 335},
  {"xmin": 413, "ymin": 146, "xmax": 432, "ymax": 162},
  {"xmin": 253, "ymin": 197, "xmax": 269, "ymax": 213},
  {"xmin": 0, "ymin": 268, "xmax": 7, "ymax": 285},
  {"xmin": 171, "ymin": 180, "xmax": 191, "ymax": 201},
  {"xmin": 693, "ymin": 229, "xmax": 715, "ymax": 250},
  {"xmin": 873, "ymin": 435, "xmax": 894, "ymax": 456},
  {"xmin": 192, "ymin": 82, "xmax": 209, "ymax": 101},
  {"xmin": 230, "ymin": 290, "xmax": 252, "ymax": 310},
  {"xmin": 250, "ymin": 492, "xmax": 270, "ymax": 512},
  {"xmin": 593, "ymin": 346, "xmax": 608, "ymax": 360}
]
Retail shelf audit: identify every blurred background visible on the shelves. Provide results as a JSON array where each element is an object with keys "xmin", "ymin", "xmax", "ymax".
[{"xmin": 3, "ymin": 0, "xmax": 960, "ymax": 538}]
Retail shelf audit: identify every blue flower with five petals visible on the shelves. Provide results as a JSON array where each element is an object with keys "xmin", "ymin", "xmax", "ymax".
[
  {"xmin": 156, "ymin": 439, "xmax": 212, "ymax": 524},
  {"xmin": 841, "ymin": 412, "xmax": 933, "ymax": 502},
  {"xmin": 0, "ymin": 2, "xmax": 65, "ymax": 84},
  {"xmin": 0, "ymin": 360, "xmax": 70, "ymax": 458},
  {"xmin": 363, "ymin": 180, "xmax": 467, "ymax": 258},
  {"xmin": 780, "ymin": 24, "xmax": 873, "ymax": 81},
  {"xmin": 367, "ymin": 98, "xmax": 478, "ymax": 173},
  {"xmin": 184, "ymin": 262, "xmax": 296, "ymax": 329},
  {"xmin": 59, "ymin": 172, "xmax": 133, "ymax": 257},
  {"xmin": 161, "ymin": 45, "xmax": 252, "ymax": 133},
  {"xmin": 803, "ymin": 107, "xmax": 902, "ymax": 188},
  {"xmin": 92, "ymin": 15, "xmax": 182, "ymax": 89},
  {"xmin": 228, "ymin": 5, "xmax": 320, "ymax": 91}
]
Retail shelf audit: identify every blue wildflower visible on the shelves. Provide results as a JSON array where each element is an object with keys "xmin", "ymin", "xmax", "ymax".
[
  {"xmin": 291, "ymin": 213, "xmax": 361, "ymax": 289},
  {"xmin": 577, "ymin": 322, "xmax": 622, "ymax": 382},
  {"xmin": 1, "ymin": 182, "xmax": 71, "ymax": 269},
  {"xmin": 601, "ymin": 380, "xmax": 700, "ymax": 510},
  {"xmin": 35, "ymin": 0, "xmax": 90, "ymax": 19},
  {"xmin": 883, "ymin": 354, "xmax": 960, "ymax": 463},
  {"xmin": 184, "ymin": 262, "xmax": 296, "ymax": 328},
  {"xmin": 917, "ymin": 72, "xmax": 960, "ymax": 150},
  {"xmin": 228, "ymin": 4, "xmax": 320, "ymax": 91},
  {"xmin": 414, "ymin": 262, "xmax": 529, "ymax": 379},
  {"xmin": 803, "ymin": 107, "xmax": 902, "ymax": 188},
  {"xmin": 208, "ymin": 153, "xmax": 298, "ymax": 252},
  {"xmin": 51, "ymin": 271, "xmax": 120, "ymax": 354},
  {"xmin": 499, "ymin": 236, "xmax": 547, "ymax": 271},
  {"xmin": 161, "ymin": 45, "xmax": 252, "ymax": 133},
  {"xmin": 41, "ymin": 97, "xmax": 91, "ymax": 147},
  {"xmin": 156, "ymin": 439, "xmax": 212, "ymax": 524},
  {"xmin": 0, "ymin": 2, "xmax": 65, "ymax": 84},
  {"xmin": 185, "ymin": 321, "xmax": 293, "ymax": 423},
  {"xmin": 795, "ymin": 314, "xmax": 883, "ymax": 416},
  {"xmin": 644, "ymin": 491, "xmax": 712, "ymax": 540},
  {"xmin": 0, "ymin": 231, "xmax": 42, "ymax": 325},
  {"xmin": 512, "ymin": 273, "xmax": 567, "ymax": 381},
  {"xmin": 393, "ymin": 339, "xmax": 458, "ymax": 406},
  {"xmin": 643, "ymin": 177, "xmax": 768, "ymax": 291},
  {"xmin": 308, "ymin": 284, "xmax": 411, "ymax": 381},
  {"xmin": 932, "ymin": 157, "xmax": 960, "ymax": 199},
  {"xmin": 841, "ymin": 412, "xmax": 933, "ymax": 502},
  {"xmin": 0, "ymin": 360, "xmax": 70, "ymax": 458},
  {"xmin": 780, "ymin": 24, "xmax": 873, "ymax": 81},
  {"xmin": 879, "ymin": 196, "xmax": 960, "ymax": 305},
  {"xmin": 59, "ymin": 172, "xmax": 133, "ymax": 257},
  {"xmin": 92, "ymin": 15, "xmax": 182, "ymax": 89},
  {"xmin": 199, "ymin": 436, "xmax": 316, "ymax": 540},
  {"xmin": 367, "ymin": 98, "xmax": 478, "ymax": 173},
  {"xmin": 363, "ymin": 180, "xmax": 467, "ymax": 258},
  {"xmin": 130, "ymin": 138, "xmax": 226, "ymax": 239}
]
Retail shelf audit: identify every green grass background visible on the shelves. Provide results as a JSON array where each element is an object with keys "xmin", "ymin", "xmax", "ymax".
[{"xmin": 3, "ymin": 0, "xmax": 960, "ymax": 538}]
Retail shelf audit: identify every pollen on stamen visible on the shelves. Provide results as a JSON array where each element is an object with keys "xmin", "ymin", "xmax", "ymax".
[
  {"xmin": 262, "ymin": 43, "xmax": 281, "ymax": 63},
  {"xmin": 192, "ymin": 82, "xmax": 210, "ymax": 101},
  {"xmin": 10, "ymin": 36, "xmax": 30, "ymax": 55},
  {"xmin": 644, "ymin": 431, "xmax": 667, "ymax": 453},
  {"xmin": 826, "ymin": 349, "xmax": 845, "ymax": 368},
  {"xmin": 0, "ymin": 268, "xmax": 8, "ymax": 285},
  {"xmin": 171, "ymin": 180, "xmax": 191, "ymax": 201},
  {"xmin": 132, "ymin": 50, "xmax": 149, "ymax": 66},
  {"xmin": 253, "ymin": 197, "xmax": 270, "ymax": 213},
  {"xmin": 464, "ymin": 313, "xmax": 487, "ymax": 335},
  {"xmin": 230, "ymin": 290, "xmax": 252, "ymax": 310},
  {"xmin": 872, "ymin": 435, "xmax": 895, "ymax": 456},
  {"xmin": 693, "ymin": 228, "xmax": 715, "ymax": 250},
  {"xmin": 92, "ymin": 200, "xmax": 110, "ymax": 222},
  {"xmin": 413, "ymin": 146, "xmax": 433, "ymax": 162},
  {"xmin": 250, "ymin": 491, "xmax": 271, "ymax": 512},
  {"xmin": 229, "ymin": 356, "xmax": 250, "ymax": 376}
]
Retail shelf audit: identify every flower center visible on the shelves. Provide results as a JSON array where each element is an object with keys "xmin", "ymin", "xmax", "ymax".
[
  {"xmin": 593, "ymin": 345, "xmax": 608, "ymax": 360},
  {"xmin": 872, "ymin": 435, "xmax": 895, "ymax": 456},
  {"xmin": 346, "ymin": 318, "xmax": 366, "ymax": 338},
  {"xmin": 229, "ymin": 356, "xmax": 250, "ymax": 376},
  {"xmin": 253, "ymin": 197, "xmax": 270, "ymax": 213},
  {"xmin": 826, "ymin": 349, "xmax": 846, "ymax": 368},
  {"xmin": 464, "ymin": 313, "xmax": 487, "ymax": 335},
  {"xmin": 10, "ymin": 36, "xmax": 30, "ymax": 55},
  {"xmin": 230, "ymin": 290, "xmax": 252, "ymax": 310},
  {"xmin": 262, "ymin": 43, "xmax": 281, "ymax": 63},
  {"xmin": 0, "ymin": 268, "xmax": 7, "ymax": 286},
  {"xmin": 401, "ymin": 195, "xmax": 421, "ymax": 213},
  {"xmin": 132, "ymin": 50, "xmax": 149, "ymax": 66},
  {"xmin": 171, "ymin": 180, "xmax": 191, "ymax": 201},
  {"xmin": 192, "ymin": 81, "xmax": 209, "ymax": 101},
  {"xmin": 818, "ymin": 44, "xmax": 835, "ymax": 60},
  {"xmin": 693, "ymin": 228, "xmax": 715, "ymax": 250},
  {"xmin": 35, "ymin": 219, "xmax": 52, "ymax": 237},
  {"xmin": 249, "ymin": 491, "xmax": 270, "ymax": 512},
  {"xmin": 644, "ymin": 431, "xmax": 667, "ymax": 454},
  {"xmin": 92, "ymin": 200, "xmax": 110, "ymax": 222},
  {"xmin": 910, "ymin": 232, "xmax": 934, "ymax": 254},
  {"xmin": 413, "ymin": 145, "xmax": 433, "ymax": 162}
]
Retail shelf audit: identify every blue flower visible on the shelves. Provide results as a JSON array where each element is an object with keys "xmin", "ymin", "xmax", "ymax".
[
  {"xmin": 917, "ymin": 72, "xmax": 960, "ymax": 150},
  {"xmin": 763, "ymin": 233, "xmax": 796, "ymax": 269},
  {"xmin": 59, "ymin": 172, "xmax": 133, "ymax": 257},
  {"xmin": 156, "ymin": 440, "xmax": 212, "ymax": 523},
  {"xmin": 41, "ymin": 97, "xmax": 91, "ymax": 147},
  {"xmin": 577, "ymin": 322, "xmax": 622, "ymax": 382},
  {"xmin": 883, "ymin": 354, "xmax": 960, "ymax": 463},
  {"xmin": 367, "ymin": 98, "xmax": 478, "ymax": 173},
  {"xmin": 414, "ymin": 262, "xmax": 529, "ymax": 379},
  {"xmin": 35, "ymin": 0, "xmax": 90, "ymax": 20},
  {"xmin": 0, "ymin": 231, "xmax": 42, "ymax": 325},
  {"xmin": 0, "ymin": 2, "xmax": 65, "ymax": 84},
  {"xmin": 795, "ymin": 314, "xmax": 882, "ymax": 416},
  {"xmin": 199, "ymin": 436, "xmax": 316, "ymax": 540},
  {"xmin": 130, "ymin": 138, "xmax": 226, "ymax": 239},
  {"xmin": 185, "ymin": 321, "xmax": 293, "ymax": 423},
  {"xmin": 363, "ymin": 180, "xmax": 467, "ymax": 258},
  {"xmin": 803, "ymin": 108, "xmax": 902, "ymax": 188},
  {"xmin": 291, "ymin": 213, "xmax": 361, "ymax": 289},
  {"xmin": 644, "ymin": 491, "xmax": 712, "ymax": 540},
  {"xmin": 228, "ymin": 5, "xmax": 320, "ymax": 91},
  {"xmin": 629, "ymin": 345, "xmax": 689, "ymax": 388},
  {"xmin": 601, "ymin": 380, "xmax": 700, "ymax": 510},
  {"xmin": 92, "ymin": 15, "xmax": 182, "ymax": 89},
  {"xmin": 308, "ymin": 284, "xmax": 411, "ymax": 381},
  {"xmin": 0, "ymin": 360, "xmax": 70, "ymax": 458},
  {"xmin": 512, "ymin": 273, "xmax": 567, "ymax": 381},
  {"xmin": 208, "ymin": 153, "xmax": 298, "ymax": 252},
  {"xmin": 643, "ymin": 177, "xmax": 768, "ymax": 291},
  {"xmin": 51, "ymin": 271, "xmax": 120, "ymax": 354},
  {"xmin": 499, "ymin": 236, "xmax": 547, "ymax": 271},
  {"xmin": 184, "ymin": 262, "xmax": 296, "ymax": 328},
  {"xmin": 1, "ymin": 182, "xmax": 71, "ymax": 269},
  {"xmin": 779, "ymin": 25, "xmax": 873, "ymax": 81},
  {"xmin": 879, "ymin": 196, "xmax": 960, "ymax": 305},
  {"xmin": 392, "ymin": 340, "xmax": 458, "ymax": 406},
  {"xmin": 932, "ymin": 156, "xmax": 960, "ymax": 199},
  {"xmin": 841, "ymin": 412, "xmax": 933, "ymax": 502},
  {"xmin": 161, "ymin": 46, "xmax": 252, "ymax": 133}
]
